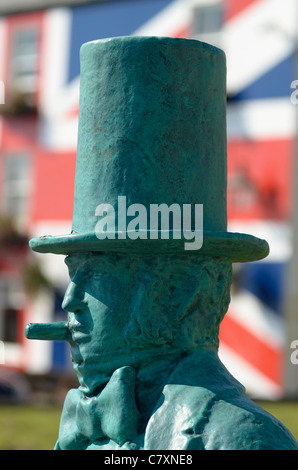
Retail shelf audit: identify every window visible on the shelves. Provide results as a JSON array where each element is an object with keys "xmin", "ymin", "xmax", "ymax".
[
  {"xmin": 10, "ymin": 27, "xmax": 39, "ymax": 98},
  {"xmin": 2, "ymin": 308, "xmax": 18, "ymax": 342},
  {"xmin": 6, "ymin": 12, "xmax": 43, "ymax": 111},
  {"xmin": 0, "ymin": 277, "xmax": 23, "ymax": 343},
  {"xmin": 2, "ymin": 154, "xmax": 31, "ymax": 225},
  {"xmin": 192, "ymin": 2, "xmax": 224, "ymax": 36}
]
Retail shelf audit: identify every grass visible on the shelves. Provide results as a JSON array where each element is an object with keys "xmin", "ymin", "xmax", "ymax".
[
  {"xmin": 0, "ymin": 404, "xmax": 62, "ymax": 450},
  {"xmin": 256, "ymin": 400, "xmax": 298, "ymax": 442},
  {"xmin": 0, "ymin": 401, "xmax": 297, "ymax": 450}
]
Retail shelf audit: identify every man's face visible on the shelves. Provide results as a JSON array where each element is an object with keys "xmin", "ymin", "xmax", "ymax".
[
  {"xmin": 61, "ymin": 251, "xmax": 197, "ymax": 394},
  {"xmin": 62, "ymin": 252, "xmax": 135, "ymax": 394},
  {"xmin": 62, "ymin": 252, "xmax": 232, "ymax": 395}
]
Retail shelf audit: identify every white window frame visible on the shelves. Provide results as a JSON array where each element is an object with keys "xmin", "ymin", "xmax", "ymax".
[{"xmin": 2, "ymin": 153, "xmax": 31, "ymax": 227}]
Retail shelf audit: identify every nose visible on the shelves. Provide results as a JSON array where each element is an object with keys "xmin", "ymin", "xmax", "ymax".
[{"xmin": 62, "ymin": 281, "xmax": 86, "ymax": 314}]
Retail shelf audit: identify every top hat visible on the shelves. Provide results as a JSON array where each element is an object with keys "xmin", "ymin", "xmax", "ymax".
[{"xmin": 29, "ymin": 36, "xmax": 269, "ymax": 262}]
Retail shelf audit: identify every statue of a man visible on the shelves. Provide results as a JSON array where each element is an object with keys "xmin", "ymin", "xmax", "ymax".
[
  {"xmin": 53, "ymin": 253, "xmax": 297, "ymax": 450},
  {"xmin": 26, "ymin": 36, "xmax": 298, "ymax": 450}
]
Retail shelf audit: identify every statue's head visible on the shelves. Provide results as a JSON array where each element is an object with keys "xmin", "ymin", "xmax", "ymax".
[{"xmin": 62, "ymin": 252, "xmax": 233, "ymax": 394}]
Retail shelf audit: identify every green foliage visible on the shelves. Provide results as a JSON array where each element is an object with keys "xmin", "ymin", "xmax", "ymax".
[
  {"xmin": 0, "ymin": 213, "xmax": 52, "ymax": 297},
  {"xmin": 22, "ymin": 262, "xmax": 52, "ymax": 297}
]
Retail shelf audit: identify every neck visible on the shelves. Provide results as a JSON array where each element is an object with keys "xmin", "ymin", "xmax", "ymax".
[
  {"xmin": 134, "ymin": 353, "xmax": 184, "ymax": 429},
  {"xmin": 72, "ymin": 345, "xmax": 187, "ymax": 396}
]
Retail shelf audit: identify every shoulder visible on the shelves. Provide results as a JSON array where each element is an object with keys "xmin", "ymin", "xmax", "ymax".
[
  {"xmin": 145, "ymin": 384, "xmax": 298, "ymax": 450},
  {"xmin": 203, "ymin": 396, "xmax": 298, "ymax": 450}
]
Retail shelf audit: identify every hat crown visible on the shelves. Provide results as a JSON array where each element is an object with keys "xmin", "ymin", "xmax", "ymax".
[{"xmin": 72, "ymin": 36, "xmax": 227, "ymax": 235}]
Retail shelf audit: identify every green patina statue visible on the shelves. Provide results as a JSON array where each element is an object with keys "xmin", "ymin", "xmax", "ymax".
[{"xmin": 25, "ymin": 36, "xmax": 298, "ymax": 450}]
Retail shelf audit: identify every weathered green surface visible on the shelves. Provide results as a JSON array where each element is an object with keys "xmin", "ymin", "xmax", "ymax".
[
  {"xmin": 26, "ymin": 36, "xmax": 297, "ymax": 450},
  {"xmin": 25, "ymin": 321, "xmax": 69, "ymax": 341}
]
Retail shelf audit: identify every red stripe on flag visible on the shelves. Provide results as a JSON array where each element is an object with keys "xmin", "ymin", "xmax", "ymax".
[
  {"xmin": 172, "ymin": 25, "xmax": 191, "ymax": 39},
  {"xmin": 219, "ymin": 312, "xmax": 283, "ymax": 385},
  {"xmin": 66, "ymin": 105, "xmax": 79, "ymax": 118},
  {"xmin": 225, "ymin": 0, "xmax": 262, "ymax": 21}
]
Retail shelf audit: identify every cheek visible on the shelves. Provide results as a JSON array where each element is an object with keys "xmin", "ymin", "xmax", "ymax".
[
  {"xmin": 87, "ymin": 293, "xmax": 127, "ymax": 340},
  {"xmin": 86, "ymin": 273, "xmax": 133, "ymax": 335}
]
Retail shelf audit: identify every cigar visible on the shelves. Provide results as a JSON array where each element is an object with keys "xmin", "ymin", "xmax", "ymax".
[{"xmin": 25, "ymin": 321, "xmax": 70, "ymax": 341}]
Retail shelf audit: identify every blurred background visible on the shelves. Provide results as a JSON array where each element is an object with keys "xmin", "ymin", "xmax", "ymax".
[{"xmin": 0, "ymin": 0, "xmax": 298, "ymax": 449}]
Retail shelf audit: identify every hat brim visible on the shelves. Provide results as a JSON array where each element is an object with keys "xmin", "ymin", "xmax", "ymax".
[{"xmin": 29, "ymin": 230, "xmax": 269, "ymax": 263}]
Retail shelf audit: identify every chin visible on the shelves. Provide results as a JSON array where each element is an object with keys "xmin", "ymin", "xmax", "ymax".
[{"xmin": 70, "ymin": 346, "xmax": 137, "ymax": 395}]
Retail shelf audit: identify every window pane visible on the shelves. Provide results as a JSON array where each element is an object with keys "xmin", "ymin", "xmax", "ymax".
[
  {"xmin": 12, "ymin": 29, "xmax": 38, "ymax": 58},
  {"xmin": 3, "ymin": 308, "xmax": 18, "ymax": 342},
  {"xmin": 192, "ymin": 3, "xmax": 223, "ymax": 35},
  {"xmin": 2, "ymin": 154, "xmax": 30, "ymax": 220},
  {"xmin": 10, "ymin": 27, "xmax": 39, "ymax": 95},
  {"xmin": 0, "ymin": 278, "xmax": 22, "ymax": 343},
  {"xmin": 4, "ymin": 155, "xmax": 28, "ymax": 180}
]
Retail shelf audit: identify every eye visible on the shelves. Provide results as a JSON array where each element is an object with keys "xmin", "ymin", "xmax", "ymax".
[
  {"xmin": 80, "ymin": 269, "xmax": 92, "ymax": 280},
  {"xmin": 92, "ymin": 272, "xmax": 103, "ymax": 281},
  {"xmin": 64, "ymin": 256, "xmax": 75, "ymax": 273}
]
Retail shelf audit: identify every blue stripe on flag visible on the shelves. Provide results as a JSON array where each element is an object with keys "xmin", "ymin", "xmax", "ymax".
[
  {"xmin": 68, "ymin": 0, "xmax": 173, "ymax": 82},
  {"xmin": 228, "ymin": 54, "xmax": 295, "ymax": 101}
]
